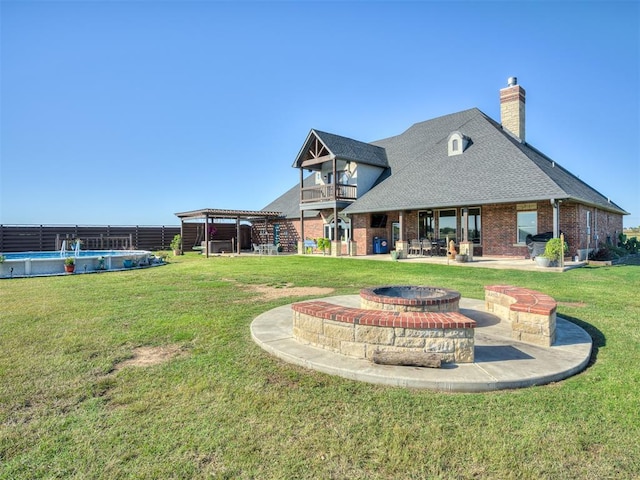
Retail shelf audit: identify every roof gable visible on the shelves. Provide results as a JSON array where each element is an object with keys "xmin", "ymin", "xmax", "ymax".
[{"xmin": 292, "ymin": 129, "xmax": 388, "ymax": 169}]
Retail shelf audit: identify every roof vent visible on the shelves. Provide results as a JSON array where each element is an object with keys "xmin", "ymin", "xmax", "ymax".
[{"xmin": 507, "ymin": 76, "xmax": 518, "ymax": 87}]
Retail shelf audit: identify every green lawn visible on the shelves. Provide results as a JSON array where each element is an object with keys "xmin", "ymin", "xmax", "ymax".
[{"xmin": 1, "ymin": 254, "xmax": 639, "ymax": 479}]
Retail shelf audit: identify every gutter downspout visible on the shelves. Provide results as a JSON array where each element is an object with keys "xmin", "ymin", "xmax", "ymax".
[{"xmin": 551, "ymin": 199, "xmax": 560, "ymax": 238}]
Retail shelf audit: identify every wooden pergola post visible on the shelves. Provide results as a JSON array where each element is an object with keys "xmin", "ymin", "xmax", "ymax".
[
  {"xmin": 236, "ymin": 217, "xmax": 241, "ymax": 255},
  {"xmin": 299, "ymin": 167, "xmax": 305, "ymax": 254},
  {"xmin": 204, "ymin": 214, "xmax": 210, "ymax": 258}
]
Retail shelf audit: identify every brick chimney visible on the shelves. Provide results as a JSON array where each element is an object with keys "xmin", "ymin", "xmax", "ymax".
[{"xmin": 500, "ymin": 76, "xmax": 526, "ymax": 142}]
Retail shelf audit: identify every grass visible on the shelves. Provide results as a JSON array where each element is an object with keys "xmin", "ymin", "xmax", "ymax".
[{"xmin": 1, "ymin": 254, "xmax": 639, "ymax": 479}]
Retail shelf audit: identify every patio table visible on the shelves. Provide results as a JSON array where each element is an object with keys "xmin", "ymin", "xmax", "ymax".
[{"xmin": 259, "ymin": 244, "xmax": 279, "ymax": 255}]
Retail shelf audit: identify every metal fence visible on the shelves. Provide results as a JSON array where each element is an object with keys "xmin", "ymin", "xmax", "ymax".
[{"xmin": 0, "ymin": 225, "xmax": 181, "ymax": 253}]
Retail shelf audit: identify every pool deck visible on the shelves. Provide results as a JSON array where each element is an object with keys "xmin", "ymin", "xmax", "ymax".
[{"xmin": 251, "ymin": 295, "xmax": 593, "ymax": 392}]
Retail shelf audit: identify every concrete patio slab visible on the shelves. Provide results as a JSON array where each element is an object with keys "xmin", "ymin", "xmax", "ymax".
[{"xmin": 251, "ymin": 295, "xmax": 593, "ymax": 392}]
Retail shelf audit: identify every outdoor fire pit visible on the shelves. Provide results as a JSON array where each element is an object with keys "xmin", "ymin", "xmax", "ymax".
[
  {"xmin": 290, "ymin": 285, "xmax": 474, "ymax": 363},
  {"xmin": 360, "ymin": 285, "xmax": 461, "ymax": 312}
]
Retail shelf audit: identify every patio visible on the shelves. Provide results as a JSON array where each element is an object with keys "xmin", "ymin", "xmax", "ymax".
[{"xmin": 348, "ymin": 253, "xmax": 587, "ymax": 272}]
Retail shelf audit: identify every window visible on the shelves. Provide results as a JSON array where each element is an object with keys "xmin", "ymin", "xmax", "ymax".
[
  {"xmin": 392, "ymin": 222, "xmax": 400, "ymax": 247},
  {"xmin": 517, "ymin": 210, "xmax": 537, "ymax": 243},
  {"xmin": 462, "ymin": 207, "xmax": 481, "ymax": 243},
  {"xmin": 418, "ymin": 210, "xmax": 434, "ymax": 239},
  {"xmin": 447, "ymin": 131, "xmax": 468, "ymax": 156},
  {"xmin": 438, "ymin": 209, "xmax": 457, "ymax": 240},
  {"xmin": 324, "ymin": 217, "xmax": 350, "ymax": 241}
]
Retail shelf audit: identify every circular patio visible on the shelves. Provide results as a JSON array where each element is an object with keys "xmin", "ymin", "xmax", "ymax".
[{"xmin": 251, "ymin": 295, "xmax": 593, "ymax": 392}]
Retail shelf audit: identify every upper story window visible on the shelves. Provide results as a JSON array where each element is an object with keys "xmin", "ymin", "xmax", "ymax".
[{"xmin": 447, "ymin": 131, "xmax": 469, "ymax": 156}]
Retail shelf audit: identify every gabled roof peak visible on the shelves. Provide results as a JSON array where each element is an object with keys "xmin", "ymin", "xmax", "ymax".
[{"xmin": 293, "ymin": 129, "xmax": 388, "ymax": 169}]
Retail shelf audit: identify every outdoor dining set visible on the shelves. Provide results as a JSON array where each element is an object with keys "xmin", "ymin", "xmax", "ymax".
[
  {"xmin": 407, "ymin": 238, "xmax": 450, "ymax": 256},
  {"xmin": 253, "ymin": 243, "xmax": 279, "ymax": 255}
]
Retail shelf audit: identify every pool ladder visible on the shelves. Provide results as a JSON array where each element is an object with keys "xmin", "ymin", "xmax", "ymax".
[{"xmin": 59, "ymin": 239, "xmax": 81, "ymax": 257}]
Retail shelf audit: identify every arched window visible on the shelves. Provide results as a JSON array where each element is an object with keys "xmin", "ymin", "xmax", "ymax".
[
  {"xmin": 323, "ymin": 216, "xmax": 351, "ymax": 241},
  {"xmin": 447, "ymin": 131, "xmax": 468, "ymax": 156}
]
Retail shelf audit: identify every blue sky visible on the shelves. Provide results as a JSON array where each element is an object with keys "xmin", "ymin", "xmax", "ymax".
[{"xmin": 1, "ymin": 1, "xmax": 638, "ymax": 228}]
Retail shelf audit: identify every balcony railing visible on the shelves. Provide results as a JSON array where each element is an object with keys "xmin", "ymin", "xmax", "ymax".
[{"xmin": 301, "ymin": 184, "xmax": 357, "ymax": 203}]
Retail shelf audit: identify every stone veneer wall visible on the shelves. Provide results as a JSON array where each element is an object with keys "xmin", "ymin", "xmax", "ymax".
[
  {"xmin": 484, "ymin": 285, "xmax": 557, "ymax": 347},
  {"xmin": 292, "ymin": 301, "xmax": 475, "ymax": 363}
]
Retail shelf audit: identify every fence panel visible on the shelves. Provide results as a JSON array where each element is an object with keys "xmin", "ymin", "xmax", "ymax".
[{"xmin": 0, "ymin": 225, "xmax": 180, "ymax": 253}]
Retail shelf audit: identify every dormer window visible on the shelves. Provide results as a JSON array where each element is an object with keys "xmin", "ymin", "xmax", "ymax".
[{"xmin": 447, "ymin": 131, "xmax": 469, "ymax": 156}]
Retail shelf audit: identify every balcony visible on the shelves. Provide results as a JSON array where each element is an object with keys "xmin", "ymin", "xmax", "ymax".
[{"xmin": 301, "ymin": 184, "xmax": 357, "ymax": 204}]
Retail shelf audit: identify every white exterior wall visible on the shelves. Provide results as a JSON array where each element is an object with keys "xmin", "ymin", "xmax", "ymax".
[{"xmin": 353, "ymin": 164, "xmax": 384, "ymax": 196}]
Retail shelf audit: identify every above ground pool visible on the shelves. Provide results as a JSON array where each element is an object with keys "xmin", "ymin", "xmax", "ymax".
[{"xmin": 0, "ymin": 250, "xmax": 157, "ymax": 278}]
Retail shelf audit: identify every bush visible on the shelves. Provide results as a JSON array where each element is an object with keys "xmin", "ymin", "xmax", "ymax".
[
  {"xmin": 543, "ymin": 238, "xmax": 569, "ymax": 263},
  {"xmin": 620, "ymin": 234, "xmax": 639, "ymax": 254},
  {"xmin": 588, "ymin": 244, "xmax": 627, "ymax": 261},
  {"xmin": 170, "ymin": 234, "xmax": 182, "ymax": 251},
  {"xmin": 316, "ymin": 237, "xmax": 331, "ymax": 255}
]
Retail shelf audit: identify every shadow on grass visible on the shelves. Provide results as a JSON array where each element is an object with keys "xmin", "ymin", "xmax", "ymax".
[{"xmin": 562, "ymin": 315, "xmax": 606, "ymax": 368}]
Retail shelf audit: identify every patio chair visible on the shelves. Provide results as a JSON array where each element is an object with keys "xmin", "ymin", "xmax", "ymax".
[
  {"xmin": 420, "ymin": 240, "xmax": 432, "ymax": 256},
  {"xmin": 408, "ymin": 239, "xmax": 421, "ymax": 255}
]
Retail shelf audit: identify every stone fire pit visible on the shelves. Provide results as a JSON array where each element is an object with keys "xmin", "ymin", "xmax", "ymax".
[
  {"xmin": 291, "ymin": 285, "xmax": 475, "ymax": 363},
  {"xmin": 360, "ymin": 285, "xmax": 460, "ymax": 312}
]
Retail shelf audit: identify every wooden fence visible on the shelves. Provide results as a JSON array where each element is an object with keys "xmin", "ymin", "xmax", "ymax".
[{"xmin": 0, "ymin": 225, "xmax": 181, "ymax": 253}]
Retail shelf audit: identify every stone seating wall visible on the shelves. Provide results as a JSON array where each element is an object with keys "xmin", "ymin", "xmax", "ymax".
[
  {"xmin": 484, "ymin": 285, "xmax": 557, "ymax": 346},
  {"xmin": 292, "ymin": 301, "xmax": 476, "ymax": 363}
]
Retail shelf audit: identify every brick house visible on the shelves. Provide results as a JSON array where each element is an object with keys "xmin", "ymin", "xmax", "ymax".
[{"xmin": 262, "ymin": 78, "xmax": 627, "ymax": 258}]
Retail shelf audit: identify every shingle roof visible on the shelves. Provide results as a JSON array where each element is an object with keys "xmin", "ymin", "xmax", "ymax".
[
  {"xmin": 293, "ymin": 129, "xmax": 388, "ymax": 168},
  {"xmin": 343, "ymin": 108, "xmax": 627, "ymax": 215},
  {"xmin": 266, "ymin": 108, "xmax": 627, "ymax": 217}
]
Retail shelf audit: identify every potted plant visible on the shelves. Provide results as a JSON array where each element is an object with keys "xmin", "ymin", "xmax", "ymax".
[
  {"xmin": 535, "ymin": 255, "xmax": 551, "ymax": 267},
  {"xmin": 64, "ymin": 257, "xmax": 75, "ymax": 273},
  {"xmin": 455, "ymin": 253, "xmax": 468, "ymax": 263},
  {"xmin": 170, "ymin": 234, "xmax": 182, "ymax": 256},
  {"xmin": 539, "ymin": 237, "xmax": 569, "ymax": 267}
]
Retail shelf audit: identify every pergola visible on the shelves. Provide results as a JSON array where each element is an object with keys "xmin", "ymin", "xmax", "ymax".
[{"xmin": 174, "ymin": 208, "xmax": 282, "ymax": 257}]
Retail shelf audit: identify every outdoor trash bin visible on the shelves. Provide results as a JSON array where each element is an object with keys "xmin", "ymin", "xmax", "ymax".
[{"xmin": 373, "ymin": 237, "xmax": 389, "ymax": 254}]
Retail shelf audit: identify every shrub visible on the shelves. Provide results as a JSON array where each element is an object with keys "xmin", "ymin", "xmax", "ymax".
[
  {"xmin": 316, "ymin": 237, "xmax": 331, "ymax": 255},
  {"xmin": 170, "ymin": 234, "xmax": 182, "ymax": 252},
  {"xmin": 588, "ymin": 244, "xmax": 627, "ymax": 261},
  {"xmin": 620, "ymin": 234, "xmax": 639, "ymax": 254},
  {"xmin": 543, "ymin": 238, "xmax": 569, "ymax": 263}
]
